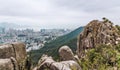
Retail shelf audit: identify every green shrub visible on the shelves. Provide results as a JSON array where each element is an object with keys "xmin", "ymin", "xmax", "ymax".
[{"xmin": 80, "ymin": 44, "xmax": 120, "ymax": 70}]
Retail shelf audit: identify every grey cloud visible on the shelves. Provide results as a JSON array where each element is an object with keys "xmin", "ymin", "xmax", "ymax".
[
  {"xmin": 0, "ymin": 0, "xmax": 119, "ymax": 30},
  {"xmin": 53, "ymin": 0, "xmax": 120, "ymax": 12}
]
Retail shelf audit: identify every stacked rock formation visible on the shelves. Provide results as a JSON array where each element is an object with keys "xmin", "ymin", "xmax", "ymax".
[
  {"xmin": 34, "ymin": 46, "xmax": 81, "ymax": 70},
  {"xmin": 59, "ymin": 45, "xmax": 75, "ymax": 61},
  {"xmin": 0, "ymin": 42, "xmax": 27, "ymax": 70},
  {"xmin": 36, "ymin": 55, "xmax": 81, "ymax": 70},
  {"xmin": 77, "ymin": 18, "xmax": 120, "ymax": 58}
]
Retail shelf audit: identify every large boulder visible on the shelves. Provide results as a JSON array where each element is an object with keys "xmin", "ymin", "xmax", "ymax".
[
  {"xmin": 0, "ymin": 42, "xmax": 27, "ymax": 70},
  {"xmin": 11, "ymin": 42, "xmax": 27, "ymax": 63},
  {"xmin": 0, "ymin": 42, "xmax": 27, "ymax": 60},
  {"xmin": 0, "ymin": 44, "xmax": 15, "ymax": 59},
  {"xmin": 77, "ymin": 18, "xmax": 120, "ymax": 58},
  {"xmin": 36, "ymin": 55, "xmax": 81, "ymax": 70},
  {"xmin": 0, "ymin": 59, "xmax": 14, "ymax": 70},
  {"xmin": 0, "ymin": 57, "xmax": 18, "ymax": 70},
  {"xmin": 59, "ymin": 46, "xmax": 75, "ymax": 61}
]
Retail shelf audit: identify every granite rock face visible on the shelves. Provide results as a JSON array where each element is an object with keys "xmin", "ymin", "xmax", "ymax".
[
  {"xmin": 0, "ymin": 44, "xmax": 15, "ymax": 59},
  {"xmin": 35, "ymin": 45, "xmax": 82, "ymax": 70},
  {"xmin": 0, "ymin": 42, "xmax": 27, "ymax": 60},
  {"xmin": 0, "ymin": 57, "xmax": 19, "ymax": 70},
  {"xmin": 11, "ymin": 42, "xmax": 27, "ymax": 64},
  {"xmin": 77, "ymin": 18, "xmax": 120, "ymax": 58},
  {"xmin": 59, "ymin": 45, "xmax": 75, "ymax": 61},
  {"xmin": 36, "ymin": 55, "xmax": 81, "ymax": 70},
  {"xmin": 0, "ymin": 58, "xmax": 14, "ymax": 70},
  {"xmin": 0, "ymin": 42, "xmax": 27, "ymax": 70}
]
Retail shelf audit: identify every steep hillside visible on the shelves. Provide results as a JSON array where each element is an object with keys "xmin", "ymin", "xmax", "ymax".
[{"xmin": 30, "ymin": 26, "xmax": 84, "ymax": 64}]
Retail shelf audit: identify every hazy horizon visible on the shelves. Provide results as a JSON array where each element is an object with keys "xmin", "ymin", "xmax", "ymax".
[{"xmin": 0, "ymin": 0, "xmax": 120, "ymax": 30}]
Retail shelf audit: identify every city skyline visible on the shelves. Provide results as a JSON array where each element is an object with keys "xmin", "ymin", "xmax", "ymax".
[{"xmin": 0, "ymin": 0, "xmax": 120, "ymax": 30}]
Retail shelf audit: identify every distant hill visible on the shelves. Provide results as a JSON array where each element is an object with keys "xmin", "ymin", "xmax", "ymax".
[{"xmin": 30, "ymin": 26, "xmax": 84, "ymax": 64}]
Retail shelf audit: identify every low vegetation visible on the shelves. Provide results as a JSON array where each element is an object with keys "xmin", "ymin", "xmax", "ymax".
[{"xmin": 79, "ymin": 44, "xmax": 120, "ymax": 70}]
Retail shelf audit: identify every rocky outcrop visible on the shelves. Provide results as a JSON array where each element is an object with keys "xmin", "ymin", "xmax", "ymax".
[
  {"xmin": 0, "ymin": 57, "xmax": 19, "ymax": 70},
  {"xmin": 59, "ymin": 46, "xmax": 75, "ymax": 61},
  {"xmin": 0, "ymin": 42, "xmax": 27, "ymax": 60},
  {"xmin": 0, "ymin": 44, "xmax": 15, "ymax": 59},
  {"xmin": 12, "ymin": 42, "xmax": 27, "ymax": 64},
  {"xmin": 35, "ymin": 45, "xmax": 82, "ymax": 70},
  {"xmin": 77, "ymin": 18, "xmax": 120, "ymax": 58},
  {"xmin": 36, "ymin": 55, "xmax": 81, "ymax": 70},
  {"xmin": 0, "ymin": 42, "xmax": 27, "ymax": 70}
]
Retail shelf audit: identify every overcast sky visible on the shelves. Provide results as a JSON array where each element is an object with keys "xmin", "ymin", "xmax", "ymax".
[{"xmin": 0, "ymin": 0, "xmax": 120, "ymax": 30}]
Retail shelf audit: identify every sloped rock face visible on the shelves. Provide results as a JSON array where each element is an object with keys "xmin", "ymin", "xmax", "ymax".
[
  {"xmin": 0, "ymin": 57, "xmax": 19, "ymax": 70},
  {"xmin": 11, "ymin": 42, "xmax": 27, "ymax": 65},
  {"xmin": 0, "ymin": 42, "xmax": 27, "ymax": 60},
  {"xmin": 59, "ymin": 46, "xmax": 75, "ymax": 61},
  {"xmin": 77, "ymin": 19, "xmax": 120, "ymax": 58},
  {"xmin": 0, "ymin": 42, "xmax": 27, "ymax": 70},
  {"xmin": 0, "ymin": 59, "xmax": 14, "ymax": 70},
  {"xmin": 0, "ymin": 44, "xmax": 15, "ymax": 59},
  {"xmin": 36, "ymin": 55, "xmax": 81, "ymax": 70}
]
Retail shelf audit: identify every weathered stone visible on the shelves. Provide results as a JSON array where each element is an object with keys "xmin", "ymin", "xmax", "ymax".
[
  {"xmin": 60, "ymin": 60, "xmax": 81, "ymax": 70},
  {"xmin": 37, "ymin": 55, "xmax": 81, "ymax": 70},
  {"xmin": 0, "ymin": 59, "xmax": 13, "ymax": 70},
  {"xmin": 0, "ymin": 57, "xmax": 19, "ymax": 70},
  {"xmin": 0, "ymin": 44, "xmax": 15, "ymax": 59},
  {"xmin": 59, "ymin": 46, "xmax": 75, "ymax": 61},
  {"xmin": 77, "ymin": 19, "xmax": 120, "ymax": 58},
  {"xmin": 11, "ymin": 42, "xmax": 27, "ymax": 63},
  {"xmin": 11, "ymin": 42, "xmax": 27, "ymax": 70},
  {"xmin": 10, "ymin": 57, "xmax": 19, "ymax": 70},
  {"xmin": 0, "ymin": 42, "xmax": 27, "ymax": 61},
  {"xmin": 0, "ymin": 42, "xmax": 27, "ymax": 70}
]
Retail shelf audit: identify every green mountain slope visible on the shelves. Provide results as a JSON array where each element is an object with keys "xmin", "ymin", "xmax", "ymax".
[{"xmin": 30, "ymin": 26, "xmax": 84, "ymax": 64}]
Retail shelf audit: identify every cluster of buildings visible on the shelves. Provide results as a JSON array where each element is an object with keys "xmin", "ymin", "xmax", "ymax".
[{"xmin": 0, "ymin": 27, "xmax": 71, "ymax": 52}]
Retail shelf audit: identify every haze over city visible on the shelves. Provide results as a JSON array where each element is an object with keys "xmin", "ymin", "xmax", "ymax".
[{"xmin": 0, "ymin": 0, "xmax": 120, "ymax": 30}]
